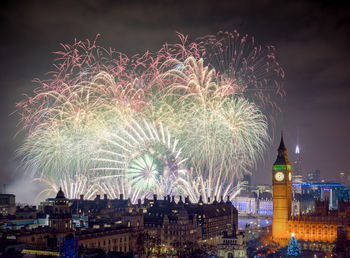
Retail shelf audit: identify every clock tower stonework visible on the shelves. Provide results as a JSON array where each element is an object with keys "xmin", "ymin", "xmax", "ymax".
[{"xmin": 272, "ymin": 135, "xmax": 292, "ymax": 243}]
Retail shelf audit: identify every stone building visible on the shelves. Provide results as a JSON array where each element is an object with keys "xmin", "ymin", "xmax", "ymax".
[
  {"xmin": 13, "ymin": 189, "xmax": 74, "ymax": 254},
  {"xmin": 76, "ymin": 226, "xmax": 140, "ymax": 253},
  {"xmin": 0, "ymin": 194, "xmax": 16, "ymax": 216},
  {"xmin": 143, "ymin": 194, "xmax": 238, "ymax": 255},
  {"xmin": 2, "ymin": 189, "xmax": 144, "ymax": 256},
  {"xmin": 217, "ymin": 231, "xmax": 247, "ymax": 258},
  {"xmin": 272, "ymin": 135, "xmax": 350, "ymax": 251},
  {"xmin": 143, "ymin": 195, "xmax": 200, "ymax": 254},
  {"xmin": 288, "ymin": 198, "xmax": 350, "ymax": 251},
  {"xmin": 188, "ymin": 195, "xmax": 238, "ymax": 242},
  {"xmin": 49, "ymin": 187, "xmax": 72, "ymax": 232}
]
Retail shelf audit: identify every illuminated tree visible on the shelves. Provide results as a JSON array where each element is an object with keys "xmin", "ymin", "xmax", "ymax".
[{"xmin": 287, "ymin": 234, "xmax": 301, "ymax": 257}]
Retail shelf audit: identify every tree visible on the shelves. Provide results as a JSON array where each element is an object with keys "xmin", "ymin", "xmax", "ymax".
[{"xmin": 287, "ymin": 234, "xmax": 301, "ymax": 257}]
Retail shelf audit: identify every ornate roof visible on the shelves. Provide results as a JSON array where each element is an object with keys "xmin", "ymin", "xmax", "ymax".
[
  {"xmin": 55, "ymin": 187, "xmax": 66, "ymax": 199},
  {"xmin": 273, "ymin": 134, "xmax": 291, "ymax": 166}
]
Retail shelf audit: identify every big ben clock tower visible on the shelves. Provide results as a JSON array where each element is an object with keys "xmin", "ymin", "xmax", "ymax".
[{"xmin": 272, "ymin": 134, "xmax": 292, "ymax": 242}]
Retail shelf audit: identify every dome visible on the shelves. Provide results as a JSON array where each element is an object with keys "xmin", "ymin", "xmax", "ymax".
[{"xmin": 56, "ymin": 187, "xmax": 66, "ymax": 199}]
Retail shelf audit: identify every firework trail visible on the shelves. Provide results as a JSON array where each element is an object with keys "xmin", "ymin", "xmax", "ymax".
[{"xmin": 15, "ymin": 30, "xmax": 284, "ymax": 202}]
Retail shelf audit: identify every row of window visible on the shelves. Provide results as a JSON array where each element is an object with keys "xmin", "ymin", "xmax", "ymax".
[{"xmin": 81, "ymin": 243, "xmax": 130, "ymax": 252}]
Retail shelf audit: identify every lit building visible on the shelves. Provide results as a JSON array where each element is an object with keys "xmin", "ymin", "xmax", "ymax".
[
  {"xmin": 6, "ymin": 189, "xmax": 145, "ymax": 256},
  {"xmin": 292, "ymin": 182, "xmax": 349, "ymax": 210},
  {"xmin": 255, "ymin": 184, "xmax": 272, "ymax": 194},
  {"xmin": 1, "ymin": 205, "xmax": 48, "ymax": 230},
  {"xmin": 271, "ymin": 135, "xmax": 350, "ymax": 250},
  {"xmin": 0, "ymin": 194, "xmax": 16, "ymax": 216},
  {"xmin": 143, "ymin": 195, "xmax": 200, "ymax": 254},
  {"xmin": 306, "ymin": 170, "xmax": 321, "ymax": 184},
  {"xmin": 49, "ymin": 188, "xmax": 72, "ymax": 232},
  {"xmin": 291, "ymin": 192, "xmax": 315, "ymax": 215},
  {"xmin": 293, "ymin": 144, "xmax": 303, "ymax": 183},
  {"xmin": 339, "ymin": 172, "xmax": 349, "ymax": 188},
  {"xmin": 257, "ymin": 192, "xmax": 273, "ymax": 216},
  {"xmin": 217, "ymin": 231, "xmax": 247, "ymax": 258},
  {"xmin": 144, "ymin": 195, "xmax": 238, "ymax": 244},
  {"xmin": 272, "ymin": 135, "xmax": 293, "ymax": 242},
  {"xmin": 232, "ymin": 191, "xmax": 257, "ymax": 215}
]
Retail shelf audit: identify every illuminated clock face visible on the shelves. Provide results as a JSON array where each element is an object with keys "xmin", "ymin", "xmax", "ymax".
[
  {"xmin": 289, "ymin": 172, "xmax": 292, "ymax": 181},
  {"xmin": 275, "ymin": 172, "xmax": 284, "ymax": 181}
]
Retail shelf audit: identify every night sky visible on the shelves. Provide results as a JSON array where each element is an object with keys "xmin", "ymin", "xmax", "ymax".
[{"xmin": 1, "ymin": 0, "xmax": 349, "ymax": 202}]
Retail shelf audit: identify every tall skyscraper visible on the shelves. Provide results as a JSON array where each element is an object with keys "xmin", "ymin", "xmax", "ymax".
[{"xmin": 293, "ymin": 144, "xmax": 303, "ymax": 183}]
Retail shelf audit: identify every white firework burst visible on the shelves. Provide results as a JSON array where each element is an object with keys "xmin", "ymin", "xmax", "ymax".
[
  {"xmin": 33, "ymin": 172, "xmax": 98, "ymax": 201},
  {"xmin": 93, "ymin": 119, "xmax": 188, "ymax": 201}
]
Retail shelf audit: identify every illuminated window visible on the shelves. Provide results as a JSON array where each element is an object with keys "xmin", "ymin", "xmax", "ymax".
[{"xmin": 238, "ymin": 202, "xmax": 247, "ymax": 211}]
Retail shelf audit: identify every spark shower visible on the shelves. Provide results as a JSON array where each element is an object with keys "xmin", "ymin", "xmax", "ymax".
[{"xmin": 15, "ymin": 30, "xmax": 284, "ymax": 202}]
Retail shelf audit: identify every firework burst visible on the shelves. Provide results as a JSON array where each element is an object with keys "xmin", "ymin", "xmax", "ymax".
[
  {"xmin": 93, "ymin": 119, "xmax": 188, "ymax": 201},
  {"xmin": 15, "ymin": 30, "xmax": 284, "ymax": 202}
]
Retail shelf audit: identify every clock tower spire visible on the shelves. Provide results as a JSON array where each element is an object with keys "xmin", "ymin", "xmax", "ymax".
[{"xmin": 272, "ymin": 133, "xmax": 292, "ymax": 243}]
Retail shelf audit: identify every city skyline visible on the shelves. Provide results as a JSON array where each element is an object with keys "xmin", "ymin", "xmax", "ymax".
[{"xmin": 0, "ymin": 1, "xmax": 349, "ymax": 202}]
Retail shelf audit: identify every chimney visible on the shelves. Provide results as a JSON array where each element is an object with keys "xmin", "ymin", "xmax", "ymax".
[
  {"xmin": 96, "ymin": 195, "xmax": 100, "ymax": 200},
  {"xmin": 153, "ymin": 194, "xmax": 157, "ymax": 201},
  {"xmin": 120, "ymin": 194, "xmax": 123, "ymax": 200},
  {"xmin": 104, "ymin": 194, "xmax": 107, "ymax": 200},
  {"xmin": 172, "ymin": 196, "xmax": 175, "ymax": 203},
  {"xmin": 138, "ymin": 199, "xmax": 141, "ymax": 205},
  {"xmin": 167, "ymin": 195, "xmax": 171, "ymax": 202},
  {"xmin": 80, "ymin": 195, "xmax": 84, "ymax": 201},
  {"xmin": 207, "ymin": 197, "xmax": 210, "ymax": 203}
]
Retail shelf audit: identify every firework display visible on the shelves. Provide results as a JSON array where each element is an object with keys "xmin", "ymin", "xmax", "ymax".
[
  {"xmin": 15, "ymin": 31, "xmax": 284, "ymax": 201},
  {"xmin": 93, "ymin": 119, "xmax": 188, "ymax": 202}
]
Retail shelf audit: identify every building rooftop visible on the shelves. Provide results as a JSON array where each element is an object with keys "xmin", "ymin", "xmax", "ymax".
[{"xmin": 273, "ymin": 134, "xmax": 291, "ymax": 166}]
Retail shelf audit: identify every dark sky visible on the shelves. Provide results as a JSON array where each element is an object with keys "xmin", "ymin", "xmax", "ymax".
[{"xmin": 0, "ymin": 0, "xmax": 349, "ymax": 200}]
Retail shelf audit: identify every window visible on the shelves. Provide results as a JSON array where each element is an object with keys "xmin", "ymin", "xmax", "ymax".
[
  {"xmin": 228, "ymin": 253, "xmax": 234, "ymax": 258},
  {"xmin": 238, "ymin": 202, "xmax": 247, "ymax": 211}
]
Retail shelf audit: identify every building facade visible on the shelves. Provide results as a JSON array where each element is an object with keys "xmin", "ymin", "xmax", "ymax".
[
  {"xmin": 272, "ymin": 135, "xmax": 292, "ymax": 242},
  {"xmin": 217, "ymin": 231, "xmax": 247, "ymax": 258},
  {"xmin": 272, "ymin": 136, "xmax": 350, "ymax": 249},
  {"xmin": 143, "ymin": 194, "xmax": 238, "ymax": 254},
  {"xmin": 0, "ymin": 194, "xmax": 16, "ymax": 216}
]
